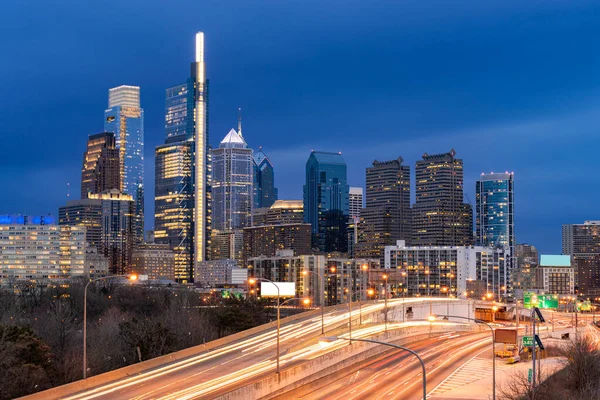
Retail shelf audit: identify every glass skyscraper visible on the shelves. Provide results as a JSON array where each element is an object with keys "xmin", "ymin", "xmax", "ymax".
[
  {"xmin": 303, "ymin": 151, "xmax": 349, "ymax": 253},
  {"xmin": 154, "ymin": 32, "xmax": 211, "ymax": 282},
  {"xmin": 253, "ymin": 147, "xmax": 278, "ymax": 209},
  {"xmin": 475, "ymin": 172, "xmax": 515, "ymax": 267},
  {"xmin": 211, "ymin": 129, "xmax": 253, "ymax": 232},
  {"xmin": 104, "ymin": 85, "xmax": 144, "ymax": 244}
]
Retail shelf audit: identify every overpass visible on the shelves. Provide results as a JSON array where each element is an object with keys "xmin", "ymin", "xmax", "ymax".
[{"xmin": 24, "ymin": 298, "xmax": 486, "ymax": 400}]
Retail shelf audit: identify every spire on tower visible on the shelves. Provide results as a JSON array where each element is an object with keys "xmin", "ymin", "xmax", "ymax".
[{"xmin": 237, "ymin": 108, "xmax": 242, "ymax": 137}]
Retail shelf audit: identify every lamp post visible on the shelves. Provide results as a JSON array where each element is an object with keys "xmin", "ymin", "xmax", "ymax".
[
  {"xmin": 83, "ymin": 274, "xmax": 138, "ymax": 379},
  {"xmin": 320, "ymin": 336, "xmax": 427, "ymax": 400},
  {"xmin": 249, "ymin": 277, "xmax": 282, "ymax": 377},
  {"xmin": 382, "ymin": 273, "xmax": 389, "ymax": 332},
  {"xmin": 429, "ymin": 314, "xmax": 496, "ymax": 400},
  {"xmin": 302, "ymin": 270, "xmax": 325, "ymax": 334},
  {"xmin": 345, "ymin": 287, "xmax": 371, "ymax": 344}
]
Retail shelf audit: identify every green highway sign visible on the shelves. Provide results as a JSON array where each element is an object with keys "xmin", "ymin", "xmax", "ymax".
[
  {"xmin": 523, "ymin": 292, "xmax": 558, "ymax": 309},
  {"xmin": 528, "ymin": 368, "xmax": 533, "ymax": 383},
  {"xmin": 523, "ymin": 336, "xmax": 534, "ymax": 347}
]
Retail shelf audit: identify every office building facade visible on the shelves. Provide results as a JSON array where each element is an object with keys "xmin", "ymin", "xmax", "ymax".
[
  {"xmin": 303, "ymin": 151, "xmax": 349, "ymax": 253},
  {"xmin": 476, "ymin": 172, "xmax": 515, "ymax": 268},
  {"xmin": 253, "ymin": 147, "xmax": 277, "ymax": 209},
  {"xmin": 562, "ymin": 221, "xmax": 600, "ymax": 295},
  {"xmin": 80, "ymin": 132, "xmax": 120, "ymax": 198},
  {"xmin": 104, "ymin": 85, "xmax": 144, "ymax": 244},
  {"xmin": 211, "ymin": 129, "xmax": 253, "ymax": 232},
  {"xmin": 131, "ymin": 244, "xmax": 175, "ymax": 280},
  {"xmin": 242, "ymin": 223, "xmax": 312, "ymax": 267},
  {"xmin": 412, "ymin": 150, "xmax": 473, "ymax": 246},
  {"xmin": 357, "ymin": 158, "xmax": 411, "ymax": 263},
  {"xmin": 252, "ymin": 200, "xmax": 304, "ymax": 227}
]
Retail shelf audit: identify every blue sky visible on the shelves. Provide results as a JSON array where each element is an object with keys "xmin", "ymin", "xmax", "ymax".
[{"xmin": 1, "ymin": 0, "xmax": 599, "ymax": 254}]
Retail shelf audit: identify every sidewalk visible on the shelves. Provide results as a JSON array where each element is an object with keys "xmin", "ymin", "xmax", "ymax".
[{"xmin": 428, "ymin": 356, "xmax": 565, "ymax": 399}]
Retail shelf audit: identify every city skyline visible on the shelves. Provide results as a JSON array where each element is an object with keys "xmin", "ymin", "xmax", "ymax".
[{"xmin": 3, "ymin": 1, "xmax": 600, "ymax": 254}]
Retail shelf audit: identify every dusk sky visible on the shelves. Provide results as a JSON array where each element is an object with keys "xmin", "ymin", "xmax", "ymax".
[{"xmin": 2, "ymin": 0, "xmax": 600, "ymax": 254}]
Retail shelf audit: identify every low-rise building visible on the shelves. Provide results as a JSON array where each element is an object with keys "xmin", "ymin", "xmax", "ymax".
[{"xmin": 195, "ymin": 259, "xmax": 247, "ymax": 286}]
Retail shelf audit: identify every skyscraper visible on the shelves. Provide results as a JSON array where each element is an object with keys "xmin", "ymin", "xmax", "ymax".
[
  {"xmin": 349, "ymin": 187, "xmax": 363, "ymax": 220},
  {"xmin": 80, "ymin": 132, "xmax": 120, "ymax": 198},
  {"xmin": 411, "ymin": 150, "xmax": 473, "ymax": 246},
  {"xmin": 476, "ymin": 172, "xmax": 515, "ymax": 268},
  {"xmin": 562, "ymin": 221, "xmax": 600, "ymax": 295},
  {"xmin": 154, "ymin": 32, "xmax": 210, "ymax": 282},
  {"xmin": 356, "ymin": 158, "xmax": 411, "ymax": 262},
  {"xmin": 211, "ymin": 129, "xmax": 254, "ymax": 231},
  {"xmin": 303, "ymin": 151, "xmax": 349, "ymax": 253},
  {"xmin": 104, "ymin": 85, "xmax": 144, "ymax": 244},
  {"xmin": 253, "ymin": 147, "xmax": 278, "ymax": 209}
]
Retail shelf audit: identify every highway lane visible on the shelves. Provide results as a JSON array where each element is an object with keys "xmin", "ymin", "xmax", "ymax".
[
  {"xmin": 296, "ymin": 330, "xmax": 492, "ymax": 400},
  {"xmin": 61, "ymin": 298, "xmax": 449, "ymax": 400}
]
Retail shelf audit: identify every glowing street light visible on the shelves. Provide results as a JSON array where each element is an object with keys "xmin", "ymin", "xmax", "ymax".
[{"xmin": 83, "ymin": 274, "xmax": 138, "ymax": 379}]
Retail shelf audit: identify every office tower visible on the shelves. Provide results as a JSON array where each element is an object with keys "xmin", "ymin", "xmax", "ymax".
[
  {"xmin": 154, "ymin": 32, "xmax": 211, "ymax": 283},
  {"xmin": 211, "ymin": 129, "xmax": 253, "ymax": 231},
  {"xmin": 357, "ymin": 158, "xmax": 411, "ymax": 263},
  {"xmin": 516, "ymin": 243, "xmax": 539, "ymax": 269},
  {"xmin": 303, "ymin": 151, "xmax": 349, "ymax": 253},
  {"xmin": 209, "ymin": 230, "xmax": 244, "ymax": 265},
  {"xmin": 0, "ymin": 217, "xmax": 85, "ymax": 287},
  {"xmin": 60, "ymin": 190, "xmax": 134, "ymax": 275},
  {"xmin": 252, "ymin": 200, "xmax": 304, "ymax": 226},
  {"xmin": 131, "ymin": 244, "xmax": 175, "ymax": 281},
  {"xmin": 476, "ymin": 172, "xmax": 515, "ymax": 265},
  {"xmin": 253, "ymin": 147, "xmax": 278, "ymax": 209},
  {"xmin": 385, "ymin": 240, "xmax": 509, "ymax": 300},
  {"xmin": 80, "ymin": 132, "xmax": 120, "ymax": 198},
  {"xmin": 104, "ymin": 85, "xmax": 144, "ymax": 244},
  {"xmin": 411, "ymin": 150, "xmax": 473, "ymax": 246},
  {"xmin": 562, "ymin": 221, "xmax": 600, "ymax": 295},
  {"xmin": 242, "ymin": 223, "xmax": 312, "ymax": 268},
  {"xmin": 349, "ymin": 187, "xmax": 363, "ymax": 220}
]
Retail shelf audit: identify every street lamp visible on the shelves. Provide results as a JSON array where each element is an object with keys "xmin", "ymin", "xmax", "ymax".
[
  {"xmin": 302, "ymin": 270, "xmax": 325, "ymax": 334},
  {"xmin": 83, "ymin": 274, "xmax": 138, "ymax": 379},
  {"xmin": 320, "ymin": 336, "xmax": 427, "ymax": 400},
  {"xmin": 382, "ymin": 273, "xmax": 389, "ymax": 332},
  {"xmin": 429, "ymin": 314, "xmax": 496, "ymax": 400},
  {"xmin": 248, "ymin": 277, "xmax": 282, "ymax": 377},
  {"xmin": 344, "ymin": 287, "xmax": 372, "ymax": 344}
]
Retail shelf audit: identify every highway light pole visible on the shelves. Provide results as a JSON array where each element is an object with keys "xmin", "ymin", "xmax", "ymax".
[
  {"xmin": 320, "ymin": 336, "xmax": 426, "ymax": 400},
  {"xmin": 83, "ymin": 274, "xmax": 138, "ymax": 379},
  {"xmin": 302, "ymin": 270, "xmax": 325, "ymax": 334},
  {"xmin": 383, "ymin": 273, "xmax": 389, "ymax": 332},
  {"xmin": 429, "ymin": 314, "xmax": 496, "ymax": 400},
  {"xmin": 249, "ymin": 277, "xmax": 281, "ymax": 377}
]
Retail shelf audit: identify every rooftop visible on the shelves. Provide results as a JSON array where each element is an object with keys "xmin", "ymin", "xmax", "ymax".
[
  {"xmin": 309, "ymin": 151, "xmax": 346, "ymax": 165},
  {"xmin": 220, "ymin": 128, "xmax": 248, "ymax": 148}
]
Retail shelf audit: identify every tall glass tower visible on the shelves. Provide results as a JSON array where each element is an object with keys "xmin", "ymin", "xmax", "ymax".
[
  {"xmin": 476, "ymin": 172, "xmax": 515, "ymax": 267},
  {"xmin": 212, "ymin": 129, "xmax": 253, "ymax": 231},
  {"xmin": 253, "ymin": 147, "xmax": 278, "ymax": 209},
  {"xmin": 303, "ymin": 151, "xmax": 349, "ymax": 253},
  {"xmin": 104, "ymin": 85, "xmax": 144, "ymax": 244},
  {"xmin": 154, "ymin": 32, "xmax": 210, "ymax": 283}
]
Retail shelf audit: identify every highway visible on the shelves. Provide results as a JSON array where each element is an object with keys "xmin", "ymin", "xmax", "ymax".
[
  {"xmin": 56, "ymin": 298, "xmax": 455, "ymax": 400},
  {"xmin": 290, "ymin": 331, "xmax": 492, "ymax": 400}
]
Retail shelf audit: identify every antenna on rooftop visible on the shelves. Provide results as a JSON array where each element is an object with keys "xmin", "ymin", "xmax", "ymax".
[{"xmin": 238, "ymin": 108, "xmax": 242, "ymax": 137}]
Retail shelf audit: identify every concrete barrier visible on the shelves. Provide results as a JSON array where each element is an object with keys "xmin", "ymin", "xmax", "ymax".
[{"xmin": 214, "ymin": 323, "xmax": 483, "ymax": 400}]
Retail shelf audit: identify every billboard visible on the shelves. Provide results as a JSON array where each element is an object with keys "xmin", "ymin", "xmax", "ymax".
[
  {"xmin": 495, "ymin": 328, "xmax": 518, "ymax": 344},
  {"xmin": 540, "ymin": 255, "xmax": 571, "ymax": 267},
  {"xmin": 261, "ymin": 282, "xmax": 296, "ymax": 297}
]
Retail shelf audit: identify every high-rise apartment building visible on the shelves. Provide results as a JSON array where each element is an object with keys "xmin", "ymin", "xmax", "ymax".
[
  {"xmin": 60, "ymin": 190, "xmax": 134, "ymax": 275},
  {"xmin": 412, "ymin": 150, "xmax": 473, "ymax": 246},
  {"xmin": 104, "ymin": 85, "xmax": 144, "ymax": 244},
  {"xmin": 349, "ymin": 187, "xmax": 363, "ymax": 220},
  {"xmin": 0, "ymin": 217, "xmax": 86, "ymax": 287},
  {"xmin": 303, "ymin": 151, "xmax": 349, "ymax": 253},
  {"xmin": 253, "ymin": 147, "xmax": 278, "ymax": 209},
  {"xmin": 131, "ymin": 244, "xmax": 175, "ymax": 281},
  {"xmin": 385, "ymin": 240, "xmax": 509, "ymax": 300},
  {"xmin": 562, "ymin": 221, "xmax": 600, "ymax": 295},
  {"xmin": 154, "ymin": 32, "xmax": 211, "ymax": 283},
  {"xmin": 357, "ymin": 158, "xmax": 411, "ymax": 263},
  {"xmin": 80, "ymin": 132, "xmax": 120, "ymax": 198},
  {"xmin": 211, "ymin": 129, "xmax": 253, "ymax": 231},
  {"xmin": 476, "ymin": 172, "xmax": 515, "ymax": 268}
]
